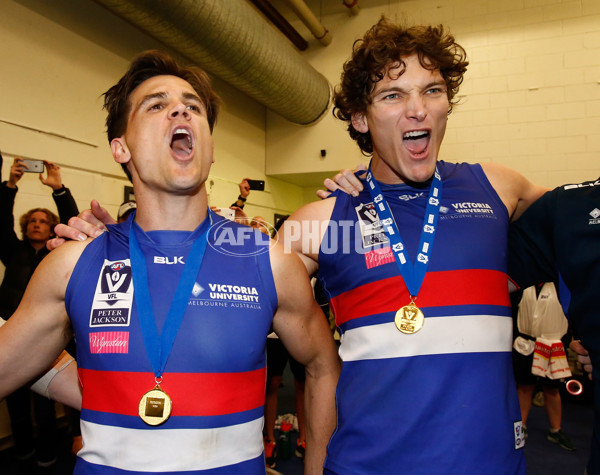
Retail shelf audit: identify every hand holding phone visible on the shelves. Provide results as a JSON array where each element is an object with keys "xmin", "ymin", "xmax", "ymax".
[
  {"xmin": 21, "ymin": 158, "xmax": 45, "ymax": 173},
  {"xmin": 246, "ymin": 179, "xmax": 265, "ymax": 191}
]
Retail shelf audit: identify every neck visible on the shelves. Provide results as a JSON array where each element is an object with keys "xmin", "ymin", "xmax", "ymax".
[
  {"xmin": 29, "ymin": 241, "xmax": 46, "ymax": 251},
  {"xmin": 369, "ymin": 155, "xmax": 436, "ymax": 187},
  {"xmin": 133, "ymin": 187, "xmax": 209, "ymax": 232},
  {"xmin": 369, "ymin": 156, "xmax": 406, "ymax": 185}
]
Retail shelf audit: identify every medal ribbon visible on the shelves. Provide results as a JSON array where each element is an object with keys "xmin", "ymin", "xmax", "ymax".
[
  {"xmin": 365, "ymin": 162, "xmax": 442, "ymax": 298},
  {"xmin": 129, "ymin": 211, "xmax": 212, "ymax": 379}
]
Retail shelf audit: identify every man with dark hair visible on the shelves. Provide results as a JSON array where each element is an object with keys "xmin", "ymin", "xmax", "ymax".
[
  {"xmin": 105, "ymin": 50, "xmax": 220, "ymax": 182},
  {"xmin": 282, "ymin": 17, "xmax": 547, "ymax": 473},
  {"xmin": 0, "ymin": 50, "xmax": 339, "ymax": 474}
]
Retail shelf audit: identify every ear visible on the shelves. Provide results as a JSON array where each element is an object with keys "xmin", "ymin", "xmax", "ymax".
[
  {"xmin": 111, "ymin": 137, "xmax": 131, "ymax": 165},
  {"xmin": 351, "ymin": 112, "xmax": 369, "ymax": 134}
]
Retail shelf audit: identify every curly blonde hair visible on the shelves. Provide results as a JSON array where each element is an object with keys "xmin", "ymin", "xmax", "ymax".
[{"xmin": 19, "ymin": 208, "xmax": 58, "ymax": 240}]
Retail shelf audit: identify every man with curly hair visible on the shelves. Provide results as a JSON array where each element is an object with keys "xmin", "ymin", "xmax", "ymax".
[{"xmin": 283, "ymin": 17, "xmax": 547, "ymax": 473}]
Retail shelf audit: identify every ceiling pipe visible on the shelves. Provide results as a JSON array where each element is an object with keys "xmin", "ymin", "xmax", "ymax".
[
  {"xmin": 249, "ymin": 0, "xmax": 308, "ymax": 51},
  {"xmin": 342, "ymin": 0, "xmax": 360, "ymax": 16},
  {"xmin": 92, "ymin": 0, "xmax": 331, "ymax": 125},
  {"xmin": 284, "ymin": 0, "xmax": 332, "ymax": 46}
]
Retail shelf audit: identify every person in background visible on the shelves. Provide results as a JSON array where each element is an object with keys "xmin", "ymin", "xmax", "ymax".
[
  {"xmin": 0, "ymin": 157, "xmax": 78, "ymax": 468},
  {"xmin": 231, "ymin": 178, "xmax": 251, "ymax": 210},
  {"xmin": 508, "ymin": 176, "xmax": 600, "ymax": 473},
  {"xmin": 250, "ymin": 215, "xmax": 270, "ymax": 235},
  {"xmin": 511, "ymin": 283, "xmax": 576, "ymax": 451}
]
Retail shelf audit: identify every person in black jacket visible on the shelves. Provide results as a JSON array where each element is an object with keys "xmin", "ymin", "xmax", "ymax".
[{"xmin": 0, "ymin": 156, "xmax": 78, "ymax": 468}]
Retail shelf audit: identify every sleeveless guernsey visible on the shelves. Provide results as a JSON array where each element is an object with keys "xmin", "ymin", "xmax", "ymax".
[
  {"xmin": 65, "ymin": 213, "xmax": 277, "ymax": 474},
  {"xmin": 321, "ymin": 161, "xmax": 526, "ymax": 474}
]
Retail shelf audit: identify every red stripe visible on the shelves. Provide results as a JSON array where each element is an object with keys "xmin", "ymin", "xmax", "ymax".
[
  {"xmin": 331, "ymin": 269, "xmax": 509, "ymax": 326},
  {"xmin": 79, "ymin": 367, "xmax": 266, "ymax": 416}
]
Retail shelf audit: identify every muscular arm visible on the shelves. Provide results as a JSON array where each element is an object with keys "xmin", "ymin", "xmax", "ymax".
[
  {"xmin": 0, "ymin": 239, "xmax": 88, "ymax": 398},
  {"xmin": 270, "ymin": 241, "xmax": 340, "ymax": 474},
  {"xmin": 481, "ymin": 162, "xmax": 548, "ymax": 221},
  {"xmin": 280, "ymin": 198, "xmax": 337, "ymax": 276}
]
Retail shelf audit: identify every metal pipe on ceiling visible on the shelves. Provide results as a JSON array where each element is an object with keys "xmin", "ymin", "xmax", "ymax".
[
  {"xmin": 249, "ymin": 0, "xmax": 308, "ymax": 51},
  {"xmin": 93, "ymin": 0, "xmax": 331, "ymax": 125},
  {"xmin": 342, "ymin": 0, "xmax": 360, "ymax": 16},
  {"xmin": 285, "ymin": 0, "xmax": 332, "ymax": 46}
]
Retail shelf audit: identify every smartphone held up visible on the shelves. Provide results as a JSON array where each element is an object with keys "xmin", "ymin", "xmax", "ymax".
[
  {"xmin": 246, "ymin": 179, "xmax": 265, "ymax": 191},
  {"xmin": 21, "ymin": 158, "xmax": 45, "ymax": 173}
]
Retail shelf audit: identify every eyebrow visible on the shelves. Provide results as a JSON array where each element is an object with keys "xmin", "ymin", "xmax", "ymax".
[
  {"xmin": 135, "ymin": 91, "xmax": 204, "ymax": 112},
  {"xmin": 373, "ymin": 80, "xmax": 446, "ymax": 97}
]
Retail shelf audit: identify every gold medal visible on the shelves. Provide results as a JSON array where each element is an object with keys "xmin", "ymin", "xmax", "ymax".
[
  {"xmin": 395, "ymin": 300, "xmax": 425, "ymax": 334},
  {"xmin": 139, "ymin": 384, "xmax": 172, "ymax": 426}
]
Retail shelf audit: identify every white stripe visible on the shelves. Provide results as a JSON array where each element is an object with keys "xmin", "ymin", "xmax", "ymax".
[
  {"xmin": 79, "ymin": 417, "xmax": 264, "ymax": 472},
  {"xmin": 340, "ymin": 314, "xmax": 512, "ymax": 362}
]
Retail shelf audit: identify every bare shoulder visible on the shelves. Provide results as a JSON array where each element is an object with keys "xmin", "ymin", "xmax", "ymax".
[
  {"xmin": 279, "ymin": 197, "xmax": 336, "ymax": 274},
  {"xmin": 287, "ymin": 196, "xmax": 337, "ymax": 223},
  {"xmin": 43, "ymin": 237, "xmax": 94, "ymax": 273},
  {"xmin": 480, "ymin": 162, "xmax": 548, "ymax": 221},
  {"xmin": 268, "ymin": 237, "xmax": 308, "ymax": 283},
  {"xmin": 32, "ymin": 238, "xmax": 95, "ymax": 296}
]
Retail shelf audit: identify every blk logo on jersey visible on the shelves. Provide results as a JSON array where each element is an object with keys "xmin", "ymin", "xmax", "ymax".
[{"xmin": 90, "ymin": 259, "xmax": 134, "ymax": 328}]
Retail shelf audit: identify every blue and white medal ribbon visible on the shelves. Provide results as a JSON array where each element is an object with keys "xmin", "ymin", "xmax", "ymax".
[{"xmin": 365, "ymin": 163, "xmax": 442, "ymax": 333}]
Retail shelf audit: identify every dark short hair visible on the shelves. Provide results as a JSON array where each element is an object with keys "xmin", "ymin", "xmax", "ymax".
[
  {"xmin": 333, "ymin": 17, "xmax": 469, "ymax": 155},
  {"xmin": 103, "ymin": 50, "xmax": 221, "ymax": 181},
  {"xmin": 19, "ymin": 208, "xmax": 59, "ymax": 240}
]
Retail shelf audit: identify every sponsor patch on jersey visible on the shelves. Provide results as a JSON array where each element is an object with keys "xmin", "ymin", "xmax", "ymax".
[
  {"xmin": 365, "ymin": 246, "xmax": 395, "ymax": 269},
  {"xmin": 188, "ymin": 282, "xmax": 262, "ymax": 310},
  {"xmin": 589, "ymin": 208, "xmax": 600, "ymax": 225},
  {"xmin": 89, "ymin": 259, "xmax": 133, "ymax": 328},
  {"xmin": 514, "ymin": 421, "xmax": 525, "ymax": 449},
  {"xmin": 89, "ymin": 331, "xmax": 129, "ymax": 354},
  {"xmin": 439, "ymin": 201, "xmax": 497, "ymax": 220},
  {"xmin": 355, "ymin": 202, "xmax": 389, "ymax": 248}
]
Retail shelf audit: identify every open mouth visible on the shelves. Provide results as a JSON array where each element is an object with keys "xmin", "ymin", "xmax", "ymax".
[
  {"xmin": 170, "ymin": 127, "xmax": 193, "ymax": 158},
  {"xmin": 403, "ymin": 130, "xmax": 430, "ymax": 156}
]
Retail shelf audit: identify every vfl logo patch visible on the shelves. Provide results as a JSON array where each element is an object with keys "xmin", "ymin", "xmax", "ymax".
[
  {"xmin": 89, "ymin": 332, "xmax": 129, "ymax": 354},
  {"xmin": 355, "ymin": 202, "xmax": 389, "ymax": 248},
  {"xmin": 365, "ymin": 247, "xmax": 395, "ymax": 269},
  {"xmin": 90, "ymin": 259, "xmax": 134, "ymax": 328},
  {"xmin": 514, "ymin": 421, "xmax": 525, "ymax": 449}
]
